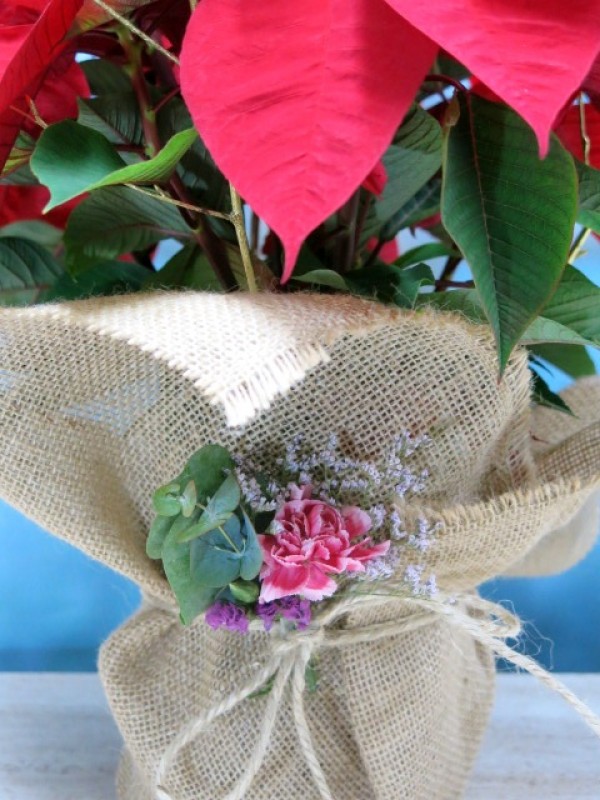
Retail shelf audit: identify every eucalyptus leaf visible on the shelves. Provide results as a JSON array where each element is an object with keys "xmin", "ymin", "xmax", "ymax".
[
  {"xmin": 153, "ymin": 482, "xmax": 183, "ymax": 516},
  {"xmin": 240, "ymin": 510, "xmax": 263, "ymax": 581},
  {"xmin": 442, "ymin": 93, "xmax": 577, "ymax": 369},
  {"xmin": 180, "ymin": 480, "xmax": 198, "ymax": 518},
  {"xmin": 178, "ymin": 473, "xmax": 242, "ymax": 542},
  {"xmin": 183, "ymin": 445, "xmax": 235, "ymax": 502},
  {"xmin": 190, "ymin": 516, "xmax": 244, "ymax": 588},
  {"xmin": 162, "ymin": 527, "xmax": 219, "ymax": 624},
  {"xmin": 146, "ymin": 515, "xmax": 172, "ymax": 559}
]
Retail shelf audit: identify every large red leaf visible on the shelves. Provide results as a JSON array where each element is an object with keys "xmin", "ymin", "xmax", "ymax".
[
  {"xmin": 0, "ymin": 0, "xmax": 83, "ymax": 167},
  {"xmin": 180, "ymin": 0, "xmax": 436, "ymax": 281},
  {"xmin": 384, "ymin": 0, "xmax": 600, "ymax": 154}
]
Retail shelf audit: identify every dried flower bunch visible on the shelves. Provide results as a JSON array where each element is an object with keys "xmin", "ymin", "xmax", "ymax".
[{"xmin": 147, "ymin": 433, "xmax": 438, "ymax": 635}]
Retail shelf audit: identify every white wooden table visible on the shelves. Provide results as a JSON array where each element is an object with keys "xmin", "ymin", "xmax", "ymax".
[{"xmin": 1, "ymin": 673, "xmax": 599, "ymax": 799}]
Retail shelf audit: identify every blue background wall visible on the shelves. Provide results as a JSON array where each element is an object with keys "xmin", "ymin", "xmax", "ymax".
[{"xmin": 1, "ymin": 241, "xmax": 599, "ymax": 672}]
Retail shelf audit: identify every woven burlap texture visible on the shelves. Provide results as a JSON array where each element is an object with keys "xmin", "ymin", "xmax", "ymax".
[{"xmin": 0, "ymin": 291, "xmax": 598, "ymax": 800}]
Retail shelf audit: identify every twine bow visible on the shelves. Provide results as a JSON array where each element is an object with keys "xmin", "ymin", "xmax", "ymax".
[{"xmin": 154, "ymin": 593, "xmax": 600, "ymax": 800}]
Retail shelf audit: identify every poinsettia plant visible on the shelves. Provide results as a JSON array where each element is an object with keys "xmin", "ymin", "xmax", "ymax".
[{"xmin": 1, "ymin": 0, "xmax": 600, "ymax": 395}]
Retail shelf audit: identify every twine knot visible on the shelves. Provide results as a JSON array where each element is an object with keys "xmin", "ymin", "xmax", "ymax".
[{"xmin": 154, "ymin": 592, "xmax": 600, "ymax": 800}]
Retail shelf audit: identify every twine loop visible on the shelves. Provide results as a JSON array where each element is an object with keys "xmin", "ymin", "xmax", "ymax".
[{"xmin": 154, "ymin": 592, "xmax": 600, "ymax": 800}]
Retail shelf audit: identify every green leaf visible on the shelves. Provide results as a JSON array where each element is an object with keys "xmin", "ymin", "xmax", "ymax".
[
  {"xmin": 362, "ymin": 105, "xmax": 442, "ymax": 242},
  {"xmin": 87, "ymin": 128, "xmax": 198, "ymax": 191},
  {"xmin": 530, "ymin": 367, "xmax": 574, "ymax": 415},
  {"xmin": 176, "ymin": 473, "xmax": 240, "ymax": 543},
  {"xmin": 190, "ymin": 516, "xmax": 244, "ymax": 588},
  {"xmin": 146, "ymin": 515, "xmax": 172, "ymax": 559},
  {"xmin": 78, "ymin": 95, "xmax": 143, "ymax": 147},
  {"xmin": 153, "ymin": 482, "xmax": 183, "ymax": 516},
  {"xmin": 575, "ymin": 159, "xmax": 600, "ymax": 232},
  {"xmin": 0, "ymin": 237, "xmax": 63, "ymax": 306},
  {"xmin": 1, "ymin": 131, "xmax": 36, "ymax": 179},
  {"xmin": 180, "ymin": 480, "xmax": 198, "ymax": 518},
  {"xmin": 537, "ymin": 264, "xmax": 600, "ymax": 346},
  {"xmin": 81, "ymin": 59, "xmax": 132, "ymax": 95},
  {"xmin": 228, "ymin": 579, "xmax": 260, "ymax": 604},
  {"xmin": 292, "ymin": 269, "xmax": 349, "ymax": 291},
  {"xmin": 442, "ymin": 93, "xmax": 577, "ymax": 370},
  {"xmin": 240, "ymin": 510, "xmax": 263, "ymax": 581},
  {"xmin": 394, "ymin": 243, "xmax": 456, "ymax": 270},
  {"xmin": 0, "ymin": 221, "xmax": 62, "ymax": 248},
  {"xmin": 379, "ymin": 178, "xmax": 442, "ymax": 242},
  {"xmin": 40, "ymin": 260, "xmax": 149, "ymax": 301},
  {"xmin": 162, "ymin": 527, "xmax": 218, "ymax": 624},
  {"xmin": 529, "ymin": 343, "xmax": 596, "ymax": 379},
  {"xmin": 143, "ymin": 244, "xmax": 223, "ymax": 292},
  {"xmin": 182, "ymin": 445, "xmax": 235, "ymax": 502},
  {"xmin": 31, "ymin": 121, "xmax": 127, "ymax": 211},
  {"xmin": 64, "ymin": 186, "xmax": 190, "ymax": 271},
  {"xmin": 347, "ymin": 262, "xmax": 434, "ymax": 308}
]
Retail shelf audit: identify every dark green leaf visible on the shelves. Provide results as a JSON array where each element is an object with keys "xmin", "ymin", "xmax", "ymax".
[
  {"xmin": 40, "ymin": 260, "xmax": 149, "ymax": 301},
  {"xmin": 394, "ymin": 242, "xmax": 456, "ymax": 269},
  {"xmin": 442, "ymin": 93, "xmax": 577, "ymax": 369},
  {"xmin": 143, "ymin": 244, "xmax": 223, "ymax": 292},
  {"xmin": 31, "ymin": 121, "xmax": 127, "ymax": 210},
  {"xmin": 0, "ymin": 237, "xmax": 63, "ymax": 306},
  {"xmin": 78, "ymin": 94, "xmax": 143, "ymax": 147},
  {"xmin": 1, "ymin": 131, "xmax": 36, "ymax": 179},
  {"xmin": 575, "ymin": 159, "xmax": 600, "ymax": 232},
  {"xmin": 347, "ymin": 262, "xmax": 434, "ymax": 308},
  {"xmin": 0, "ymin": 221, "xmax": 62, "ymax": 247},
  {"xmin": 530, "ymin": 368, "xmax": 574, "ymax": 415},
  {"xmin": 379, "ymin": 178, "xmax": 442, "ymax": 241},
  {"xmin": 362, "ymin": 105, "xmax": 442, "ymax": 242},
  {"xmin": 537, "ymin": 264, "xmax": 600, "ymax": 346},
  {"xmin": 177, "ymin": 474, "xmax": 240, "ymax": 542},
  {"xmin": 64, "ymin": 186, "xmax": 190, "ymax": 271},
  {"xmin": 80, "ymin": 59, "xmax": 132, "ymax": 95},
  {"xmin": 146, "ymin": 515, "xmax": 172, "ymax": 559},
  {"xmin": 529, "ymin": 343, "xmax": 596, "ymax": 379},
  {"xmin": 292, "ymin": 269, "xmax": 349, "ymax": 291}
]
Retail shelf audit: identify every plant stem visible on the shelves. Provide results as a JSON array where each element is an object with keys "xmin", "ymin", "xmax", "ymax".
[
  {"xmin": 423, "ymin": 74, "xmax": 466, "ymax": 94},
  {"xmin": 229, "ymin": 185, "xmax": 258, "ymax": 292},
  {"xmin": 93, "ymin": 0, "xmax": 179, "ymax": 65},
  {"xmin": 569, "ymin": 227, "xmax": 592, "ymax": 263},
  {"xmin": 337, "ymin": 191, "xmax": 361, "ymax": 273},
  {"xmin": 121, "ymin": 31, "xmax": 237, "ymax": 290}
]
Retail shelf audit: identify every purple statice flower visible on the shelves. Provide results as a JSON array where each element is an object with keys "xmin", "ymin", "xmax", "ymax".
[
  {"xmin": 278, "ymin": 596, "xmax": 312, "ymax": 630},
  {"xmin": 256, "ymin": 596, "xmax": 312, "ymax": 632},
  {"xmin": 205, "ymin": 602, "xmax": 249, "ymax": 634},
  {"xmin": 256, "ymin": 601, "xmax": 280, "ymax": 632}
]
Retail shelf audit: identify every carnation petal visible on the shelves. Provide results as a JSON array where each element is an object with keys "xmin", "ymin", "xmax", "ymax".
[
  {"xmin": 301, "ymin": 566, "xmax": 338, "ymax": 602},
  {"xmin": 342, "ymin": 506, "xmax": 372, "ymax": 538},
  {"xmin": 259, "ymin": 563, "xmax": 310, "ymax": 603}
]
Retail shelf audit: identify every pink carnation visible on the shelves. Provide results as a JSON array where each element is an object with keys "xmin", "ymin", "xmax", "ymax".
[{"xmin": 257, "ymin": 485, "xmax": 390, "ymax": 603}]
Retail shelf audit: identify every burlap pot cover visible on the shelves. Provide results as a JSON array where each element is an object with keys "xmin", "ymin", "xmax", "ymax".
[{"xmin": 0, "ymin": 292, "xmax": 598, "ymax": 800}]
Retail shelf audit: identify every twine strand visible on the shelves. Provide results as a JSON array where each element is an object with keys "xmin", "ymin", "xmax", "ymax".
[{"xmin": 154, "ymin": 593, "xmax": 600, "ymax": 800}]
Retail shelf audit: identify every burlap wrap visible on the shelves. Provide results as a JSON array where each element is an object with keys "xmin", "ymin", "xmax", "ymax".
[{"xmin": 0, "ymin": 291, "xmax": 599, "ymax": 799}]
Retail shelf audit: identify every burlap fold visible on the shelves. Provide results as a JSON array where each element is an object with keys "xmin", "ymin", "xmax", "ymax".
[{"xmin": 0, "ymin": 291, "xmax": 598, "ymax": 800}]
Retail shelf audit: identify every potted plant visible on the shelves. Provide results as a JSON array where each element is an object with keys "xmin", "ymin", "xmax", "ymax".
[{"xmin": 1, "ymin": 1, "xmax": 600, "ymax": 798}]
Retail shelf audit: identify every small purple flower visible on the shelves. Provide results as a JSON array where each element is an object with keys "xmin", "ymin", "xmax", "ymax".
[
  {"xmin": 256, "ymin": 596, "xmax": 312, "ymax": 632},
  {"xmin": 205, "ymin": 601, "xmax": 249, "ymax": 634},
  {"xmin": 278, "ymin": 596, "xmax": 312, "ymax": 630},
  {"xmin": 256, "ymin": 601, "xmax": 280, "ymax": 632}
]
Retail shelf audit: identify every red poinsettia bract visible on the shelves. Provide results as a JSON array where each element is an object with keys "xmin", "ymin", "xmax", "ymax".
[{"xmin": 180, "ymin": 0, "xmax": 600, "ymax": 281}]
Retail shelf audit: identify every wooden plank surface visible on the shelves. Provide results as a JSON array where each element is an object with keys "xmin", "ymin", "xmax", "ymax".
[{"xmin": 1, "ymin": 673, "xmax": 599, "ymax": 799}]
